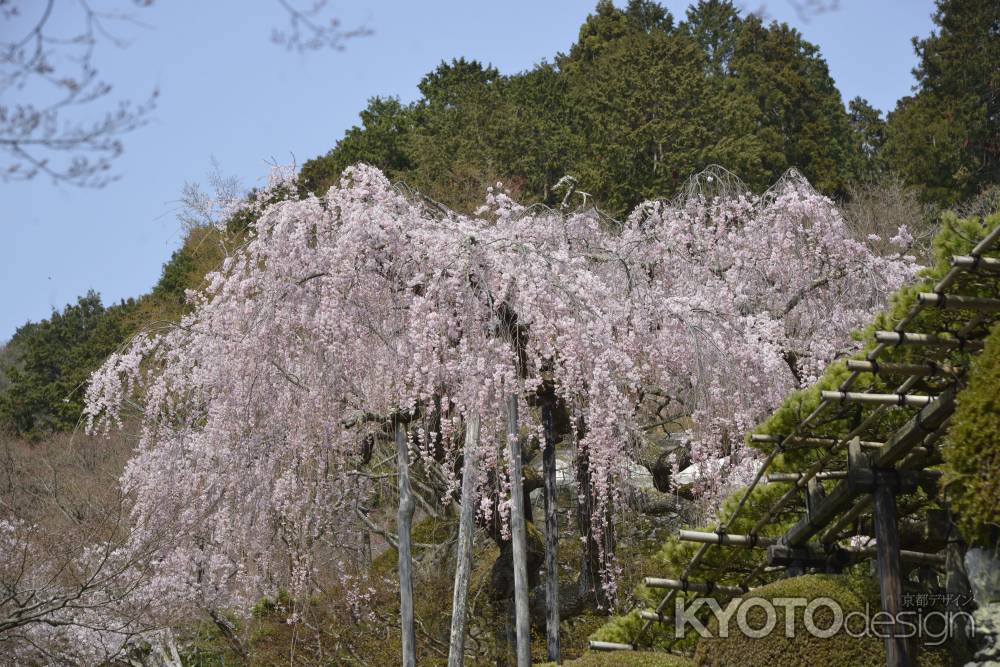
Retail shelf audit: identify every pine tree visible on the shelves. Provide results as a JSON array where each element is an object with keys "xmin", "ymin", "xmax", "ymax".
[{"xmin": 884, "ymin": 0, "xmax": 1000, "ymax": 204}]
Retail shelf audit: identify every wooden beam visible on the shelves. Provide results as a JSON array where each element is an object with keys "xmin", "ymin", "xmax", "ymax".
[
  {"xmin": 875, "ymin": 388, "xmax": 954, "ymax": 467},
  {"xmin": 768, "ymin": 471, "xmax": 848, "ymax": 483},
  {"xmin": 806, "ymin": 477, "xmax": 826, "ymax": 523},
  {"xmin": 447, "ymin": 415, "xmax": 480, "ymax": 667},
  {"xmin": 783, "ymin": 418, "xmax": 933, "ymax": 549},
  {"xmin": 768, "ymin": 470, "xmax": 941, "ymax": 485}
]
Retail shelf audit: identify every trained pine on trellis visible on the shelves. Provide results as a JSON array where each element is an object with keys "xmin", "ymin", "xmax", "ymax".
[{"xmin": 593, "ymin": 218, "xmax": 1000, "ymax": 667}]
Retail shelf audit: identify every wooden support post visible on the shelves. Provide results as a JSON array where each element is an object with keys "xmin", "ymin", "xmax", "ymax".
[
  {"xmin": 849, "ymin": 437, "xmax": 871, "ymax": 488},
  {"xmin": 395, "ymin": 421, "xmax": 417, "ymax": 667},
  {"xmin": 805, "ymin": 477, "xmax": 826, "ymax": 521},
  {"xmin": 447, "ymin": 415, "xmax": 480, "ymax": 667},
  {"xmin": 873, "ymin": 472, "xmax": 911, "ymax": 667},
  {"xmin": 541, "ymin": 399, "xmax": 561, "ymax": 663},
  {"xmin": 506, "ymin": 396, "xmax": 531, "ymax": 667}
]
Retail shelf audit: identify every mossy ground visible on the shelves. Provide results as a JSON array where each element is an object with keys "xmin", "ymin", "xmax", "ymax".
[{"xmin": 538, "ymin": 650, "xmax": 693, "ymax": 666}]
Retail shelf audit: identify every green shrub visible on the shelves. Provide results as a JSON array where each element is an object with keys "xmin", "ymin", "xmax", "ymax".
[
  {"xmin": 692, "ymin": 575, "xmax": 948, "ymax": 667},
  {"xmin": 942, "ymin": 321, "xmax": 1000, "ymax": 545}
]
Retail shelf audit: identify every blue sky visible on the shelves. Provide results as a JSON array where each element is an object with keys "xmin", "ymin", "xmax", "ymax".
[{"xmin": 1, "ymin": 0, "xmax": 936, "ymax": 341}]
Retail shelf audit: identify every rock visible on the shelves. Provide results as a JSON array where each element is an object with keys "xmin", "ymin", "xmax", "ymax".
[
  {"xmin": 645, "ymin": 446, "xmax": 690, "ymax": 492},
  {"xmin": 966, "ymin": 548, "xmax": 1000, "ymax": 665},
  {"xmin": 529, "ymin": 447, "xmax": 575, "ymax": 488},
  {"xmin": 673, "ymin": 456, "xmax": 727, "ymax": 488}
]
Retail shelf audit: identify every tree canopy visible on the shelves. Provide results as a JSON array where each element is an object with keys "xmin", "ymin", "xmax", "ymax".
[
  {"xmin": 0, "ymin": 292, "xmax": 136, "ymax": 438},
  {"xmin": 883, "ymin": 0, "xmax": 1000, "ymax": 204},
  {"xmin": 301, "ymin": 0, "xmax": 866, "ymax": 215}
]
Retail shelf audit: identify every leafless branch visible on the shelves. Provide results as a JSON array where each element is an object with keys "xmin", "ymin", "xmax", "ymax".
[
  {"xmin": 272, "ymin": 0, "xmax": 372, "ymax": 52},
  {"xmin": 0, "ymin": 0, "xmax": 157, "ymax": 186}
]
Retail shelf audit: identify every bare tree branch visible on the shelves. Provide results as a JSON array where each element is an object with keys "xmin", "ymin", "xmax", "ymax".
[
  {"xmin": 0, "ymin": 0, "xmax": 157, "ymax": 186},
  {"xmin": 272, "ymin": 0, "xmax": 372, "ymax": 52}
]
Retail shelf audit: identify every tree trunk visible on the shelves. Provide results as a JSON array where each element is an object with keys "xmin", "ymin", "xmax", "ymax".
[
  {"xmin": 574, "ymin": 441, "xmax": 606, "ymax": 608},
  {"xmin": 541, "ymin": 400, "xmax": 561, "ymax": 663},
  {"xmin": 447, "ymin": 414, "xmax": 480, "ymax": 667},
  {"xmin": 396, "ymin": 421, "xmax": 416, "ymax": 667},
  {"xmin": 507, "ymin": 396, "xmax": 531, "ymax": 667}
]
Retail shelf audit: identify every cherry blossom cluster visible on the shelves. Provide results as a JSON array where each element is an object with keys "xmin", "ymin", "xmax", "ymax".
[{"xmin": 80, "ymin": 164, "xmax": 915, "ymax": 633}]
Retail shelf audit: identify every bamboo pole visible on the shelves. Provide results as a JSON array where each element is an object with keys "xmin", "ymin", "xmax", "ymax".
[
  {"xmin": 643, "ymin": 578, "xmax": 748, "ymax": 596},
  {"xmin": 768, "ymin": 470, "xmax": 941, "ymax": 485},
  {"xmin": 861, "ymin": 546, "xmax": 946, "ymax": 567},
  {"xmin": 677, "ymin": 529, "xmax": 776, "ymax": 548},
  {"xmin": 845, "ymin": 359, "xmax": 959, "ymax": 377},
  {"xmin": 506, "ymin": 397, "xmax": 531, "ymax": 667},
  {"xmin": 676, "ymin": 530, "xmax": 944, "ymax": 572},
  {"xmin": 751, "ymin": 433, "xmax": 885, "ymax": 449},
  {"xmin": 590, "ymin": 641, "xmax": 634, "ymax": 651},
  {"xmin": 447, "ymin": 415, "xmax": 480, "ymax": 667},
  {"xmin": 820, "ymin": 390, "xmax": 935, "ymax": 407},
  {"xmin": 616, "ymin": 231, "xmax": 995, "ymax": 653},
  {"xmin": 874, "ymin": 331, "xmax": 984, "ymax": 350},
  {"xmin": 917, "ymin": 292, "xmax": 1000, "ymax": 312},
  {"xmin": 749, "ymin": 376, "xmax": 919, "ymax": 541},
  {"xmin": 935, "ymin": 223, "xmax": 1000, "ymax": 292},
  {"xmin": 396, "ymin": 421, "xmax": 416, "ymax": 667},
  {"xmin": 638, "ymin": 610, "xmax": 675, "ymax": 623},
  {"xmin": 767, "ymin": 471, "xmax": 848, "ymax": 483},
  {"xmin": 951, "ymin": 254, "xmax": 1000, "ymax": 272}
]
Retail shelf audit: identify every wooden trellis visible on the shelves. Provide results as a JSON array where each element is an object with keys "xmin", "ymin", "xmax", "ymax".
[{"xmin": 591, "ymin": 222, "xmax": 1000, "ymax": 667}]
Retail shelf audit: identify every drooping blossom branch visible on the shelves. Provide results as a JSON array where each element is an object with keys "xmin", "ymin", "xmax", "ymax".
[{"xmin": 77, "ymin": 164, "xmax": 915, "ymax": 648}]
